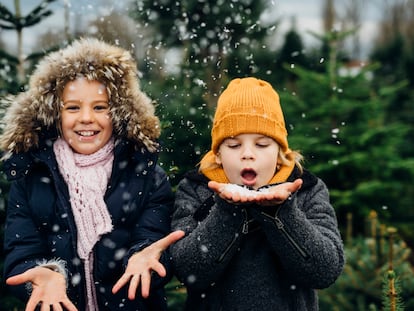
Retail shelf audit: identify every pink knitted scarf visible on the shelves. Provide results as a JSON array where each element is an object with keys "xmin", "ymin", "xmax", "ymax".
[{"xmin": 53, "ymin": 138, "xmax": 114, "ymax": 311}]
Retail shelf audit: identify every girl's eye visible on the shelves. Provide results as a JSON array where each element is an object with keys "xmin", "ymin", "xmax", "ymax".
[
  {"xmin": 94, "ymin": 105, "xmax": 109, "ymax": 111},
  {"xmin": 65, "ymin": 105, "xmax": 79, "ymax": 111},
  {"xmin": 257, "ymin": 143, "xmax": 269, "ymax": 148}
]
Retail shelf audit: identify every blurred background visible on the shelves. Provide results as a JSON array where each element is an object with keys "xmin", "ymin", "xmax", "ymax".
[{"xmin": 0, "ymin": 0, "xmax": 413, "ymax": 310}]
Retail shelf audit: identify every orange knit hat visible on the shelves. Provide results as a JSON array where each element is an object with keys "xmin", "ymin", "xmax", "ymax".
[
  {"xmin": 211, "ymin": 77, "xmax": 288, "ymax": 153},
  {"xmin": 200, "ymin": 77, "xmax": 294, "ymax": 184}
]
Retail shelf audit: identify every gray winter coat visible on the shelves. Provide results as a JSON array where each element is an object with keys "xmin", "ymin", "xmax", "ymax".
[{"xmin": 171, "ymin": 168, "xmax": 345, "ymax": 310}]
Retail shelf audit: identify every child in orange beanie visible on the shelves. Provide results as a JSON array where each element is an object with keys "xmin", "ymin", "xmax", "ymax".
[{"xmin": 170, "ymin": 77, "xmax": 345, "ymax": 310}]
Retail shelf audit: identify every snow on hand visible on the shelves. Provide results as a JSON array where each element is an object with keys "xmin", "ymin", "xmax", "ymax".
[{"xmin": 222, "ymin": 184, "xmax": 269, "ymax": 198}]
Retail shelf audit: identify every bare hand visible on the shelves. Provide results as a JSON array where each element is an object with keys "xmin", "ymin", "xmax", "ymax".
[
  {"xmin": 6, "ymin": 266, "xmax": 78, "ymax": 311},
  {"xmin": 112, "ymin": 230, "xmax": 185, "ymax": 300},
  {"xmin": 254, "ymin": 179, "xmax": 303, "ymax": 206},
  {"xmin": 208, "ymin": 179, "xmax": 303, "ymax": 205}
]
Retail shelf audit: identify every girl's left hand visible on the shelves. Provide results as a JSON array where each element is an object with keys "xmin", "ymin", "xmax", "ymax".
[
  {"xmin": 208, "ymin": 179, "xmax": 303, "ymax": 205},
  {"xmin": 6, "ymin": 266, "xmax": 78, "ymax": 311},
  {"xmin": 112, "ymin": 230, "xmax": 185, "ymax": 300}
]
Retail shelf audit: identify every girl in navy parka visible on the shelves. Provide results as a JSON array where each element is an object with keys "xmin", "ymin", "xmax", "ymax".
[{"xmin": 1, "ymin": 38, "xmax": 183, "ymax": 311}]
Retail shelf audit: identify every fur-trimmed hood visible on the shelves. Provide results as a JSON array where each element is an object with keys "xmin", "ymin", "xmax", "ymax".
[{"xmin": 0, "ymin": 38, "xmax": 160, "ymax": 157}]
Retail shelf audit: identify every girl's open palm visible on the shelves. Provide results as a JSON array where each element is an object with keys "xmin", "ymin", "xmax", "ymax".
[
  {"xmin": 6, "ymin": 266, "xmax": 77, "ymax": 311},
  {"xmin": 112, "ymin": 230, "xmax": 185, "ymax": 300}
]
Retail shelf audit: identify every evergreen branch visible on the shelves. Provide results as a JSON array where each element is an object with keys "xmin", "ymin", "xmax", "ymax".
[
  {"xmin": 381, "ymin": 228, "xmax": 405, "ymax": 311},
  {"xmin": 0, "ymin": 4, "xmax": 19, "ymax": 30},
  {"xmin": 0, "ymin": 1, "xmax": 58, "ymax": 33},
  {"xmin": 26, "ymin": 0, "xmax": 58, "ymax": 18},
  {"xmin": 21, "ymin": 15, "xmax": 51, "ymax": 28},
  {"xmin": 0, "ymin": 3, "xmax": 14, "ymax": 22},
  {"xmin": 0, "ymin": 22, "xmax": 17, "ymax": 30},
  {"xmin": 382, "ymin": 272, "xmax": 405, "ymax": 311},
  {"xmin": 0, "ymin": 49, "xmax": 19, "ymax": 64}
]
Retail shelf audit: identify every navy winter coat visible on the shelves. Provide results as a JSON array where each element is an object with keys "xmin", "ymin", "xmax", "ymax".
[{"xmin": 3, "ymin": 138, "xmax": 174, "ymax": 310}]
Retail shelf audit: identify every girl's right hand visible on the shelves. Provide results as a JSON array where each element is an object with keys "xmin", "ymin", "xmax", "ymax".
[{"xmin": 6, "ymin": 266, "xmax": 78, "ymax": 311}]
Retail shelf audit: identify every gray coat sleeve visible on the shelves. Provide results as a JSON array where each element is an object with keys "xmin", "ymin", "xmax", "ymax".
[
  {"xmin": 170, "ymin": 177, "xmax": 247, "ymax": 290},
  {"xmin": 250, "ymin": 178, "xmax": 345, "ymax": 289}
]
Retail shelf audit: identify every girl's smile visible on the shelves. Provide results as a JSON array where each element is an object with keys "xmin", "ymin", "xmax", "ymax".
[{"xmin": 61, "ymin": 77, "xmax": 113, "ymax": 155}]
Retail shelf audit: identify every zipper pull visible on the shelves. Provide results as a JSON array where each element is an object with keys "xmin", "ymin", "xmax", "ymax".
[
  {"xmin": 273, "ymin": 216, "xmax": 284, "ymax": 230},
  {"xmin": 241, "ymin": 208, "xmax": 249, "ymax": 234},
  {"xmin": 242, "ymin": 220, "xmax": 249, "ymax": 234}
]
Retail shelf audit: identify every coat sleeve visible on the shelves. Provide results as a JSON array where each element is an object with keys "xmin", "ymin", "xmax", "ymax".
[
  {"xmin": 3, "ymin": 178, "xmax": 50, "ymax": 299},
  {"xmin": 249, "ymin": 178, "xmax": 345, "ymax": 289},
  {"xmin": 125, "ymin": 165, "xmax": 176, "ymax": 289},
  {"xmin": 170, "ymin": 177, "xmax": 246, "ymax": 291}
]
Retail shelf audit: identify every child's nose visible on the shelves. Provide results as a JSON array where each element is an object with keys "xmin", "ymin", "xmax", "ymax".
[
  {"xmin": 80, "ymin": 108, "xmax": 94, "ymax": 122},
  {"xmin": 241, "ymin": 146, "xmax": 255, "ymax": 160}
]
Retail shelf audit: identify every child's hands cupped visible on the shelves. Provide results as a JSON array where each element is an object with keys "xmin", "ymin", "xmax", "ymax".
[
  {"xmin": 208, "ymin": 181, "xmax": 265, "ymax": 204},
  {"xmin": 208, "ymin": 179, "xmax": 303, "ymax": 206},
  {"xmin": 255, "ymin": 179, "xmax": 303, "ymax": 206}
]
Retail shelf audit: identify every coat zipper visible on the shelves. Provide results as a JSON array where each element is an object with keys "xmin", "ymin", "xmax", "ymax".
[
  {"xmin": 262, "ymin": 210, "xmax": 310, "ymax": 260},
  {"xmin": 217, "ymin": 208, "xmax": 310, "ymax": 262},
  {"xmin": 217, "ymin": 209, "xmax": 250, "ymax": 263}
]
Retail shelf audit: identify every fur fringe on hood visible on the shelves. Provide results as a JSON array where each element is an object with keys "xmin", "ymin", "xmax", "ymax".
[{"xmin": 0, "ymin": 38, "xmax": 160, "ymax": 157}]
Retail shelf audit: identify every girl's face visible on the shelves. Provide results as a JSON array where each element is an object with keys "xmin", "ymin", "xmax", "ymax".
[
  {"xmin": 215, "ymin": 133, "xmax": 279, "ymax": 189},
  {"xmin": 61, "ymin": 77, "xmax": 113, "ymax": 155}
]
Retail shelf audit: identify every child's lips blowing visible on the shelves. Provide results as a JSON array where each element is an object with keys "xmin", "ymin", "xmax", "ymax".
[{"xmin": 241, "ymin": 168, "xmax": 257, "ymax": 186}]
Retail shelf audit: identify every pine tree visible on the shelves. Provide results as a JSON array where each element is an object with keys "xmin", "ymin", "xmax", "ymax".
[
  {"xmin": 382, "ymin": 228, "xmax": 405, "ymax": 311},
  {"xmin": 279, "ymin": 29, "xmax": 414, "ymax": 232},
  {"xmin": 319, "ymin": 213, "xmax": 414, "ymax": 311},
  {"xmin": 0, "ymin": 0, "xmax": 58, "ymax": 91}
]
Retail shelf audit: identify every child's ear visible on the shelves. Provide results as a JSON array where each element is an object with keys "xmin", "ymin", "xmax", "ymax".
[{"xmin": 215, "ymin": 153, "xmax": 222, "ymax": 165}]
